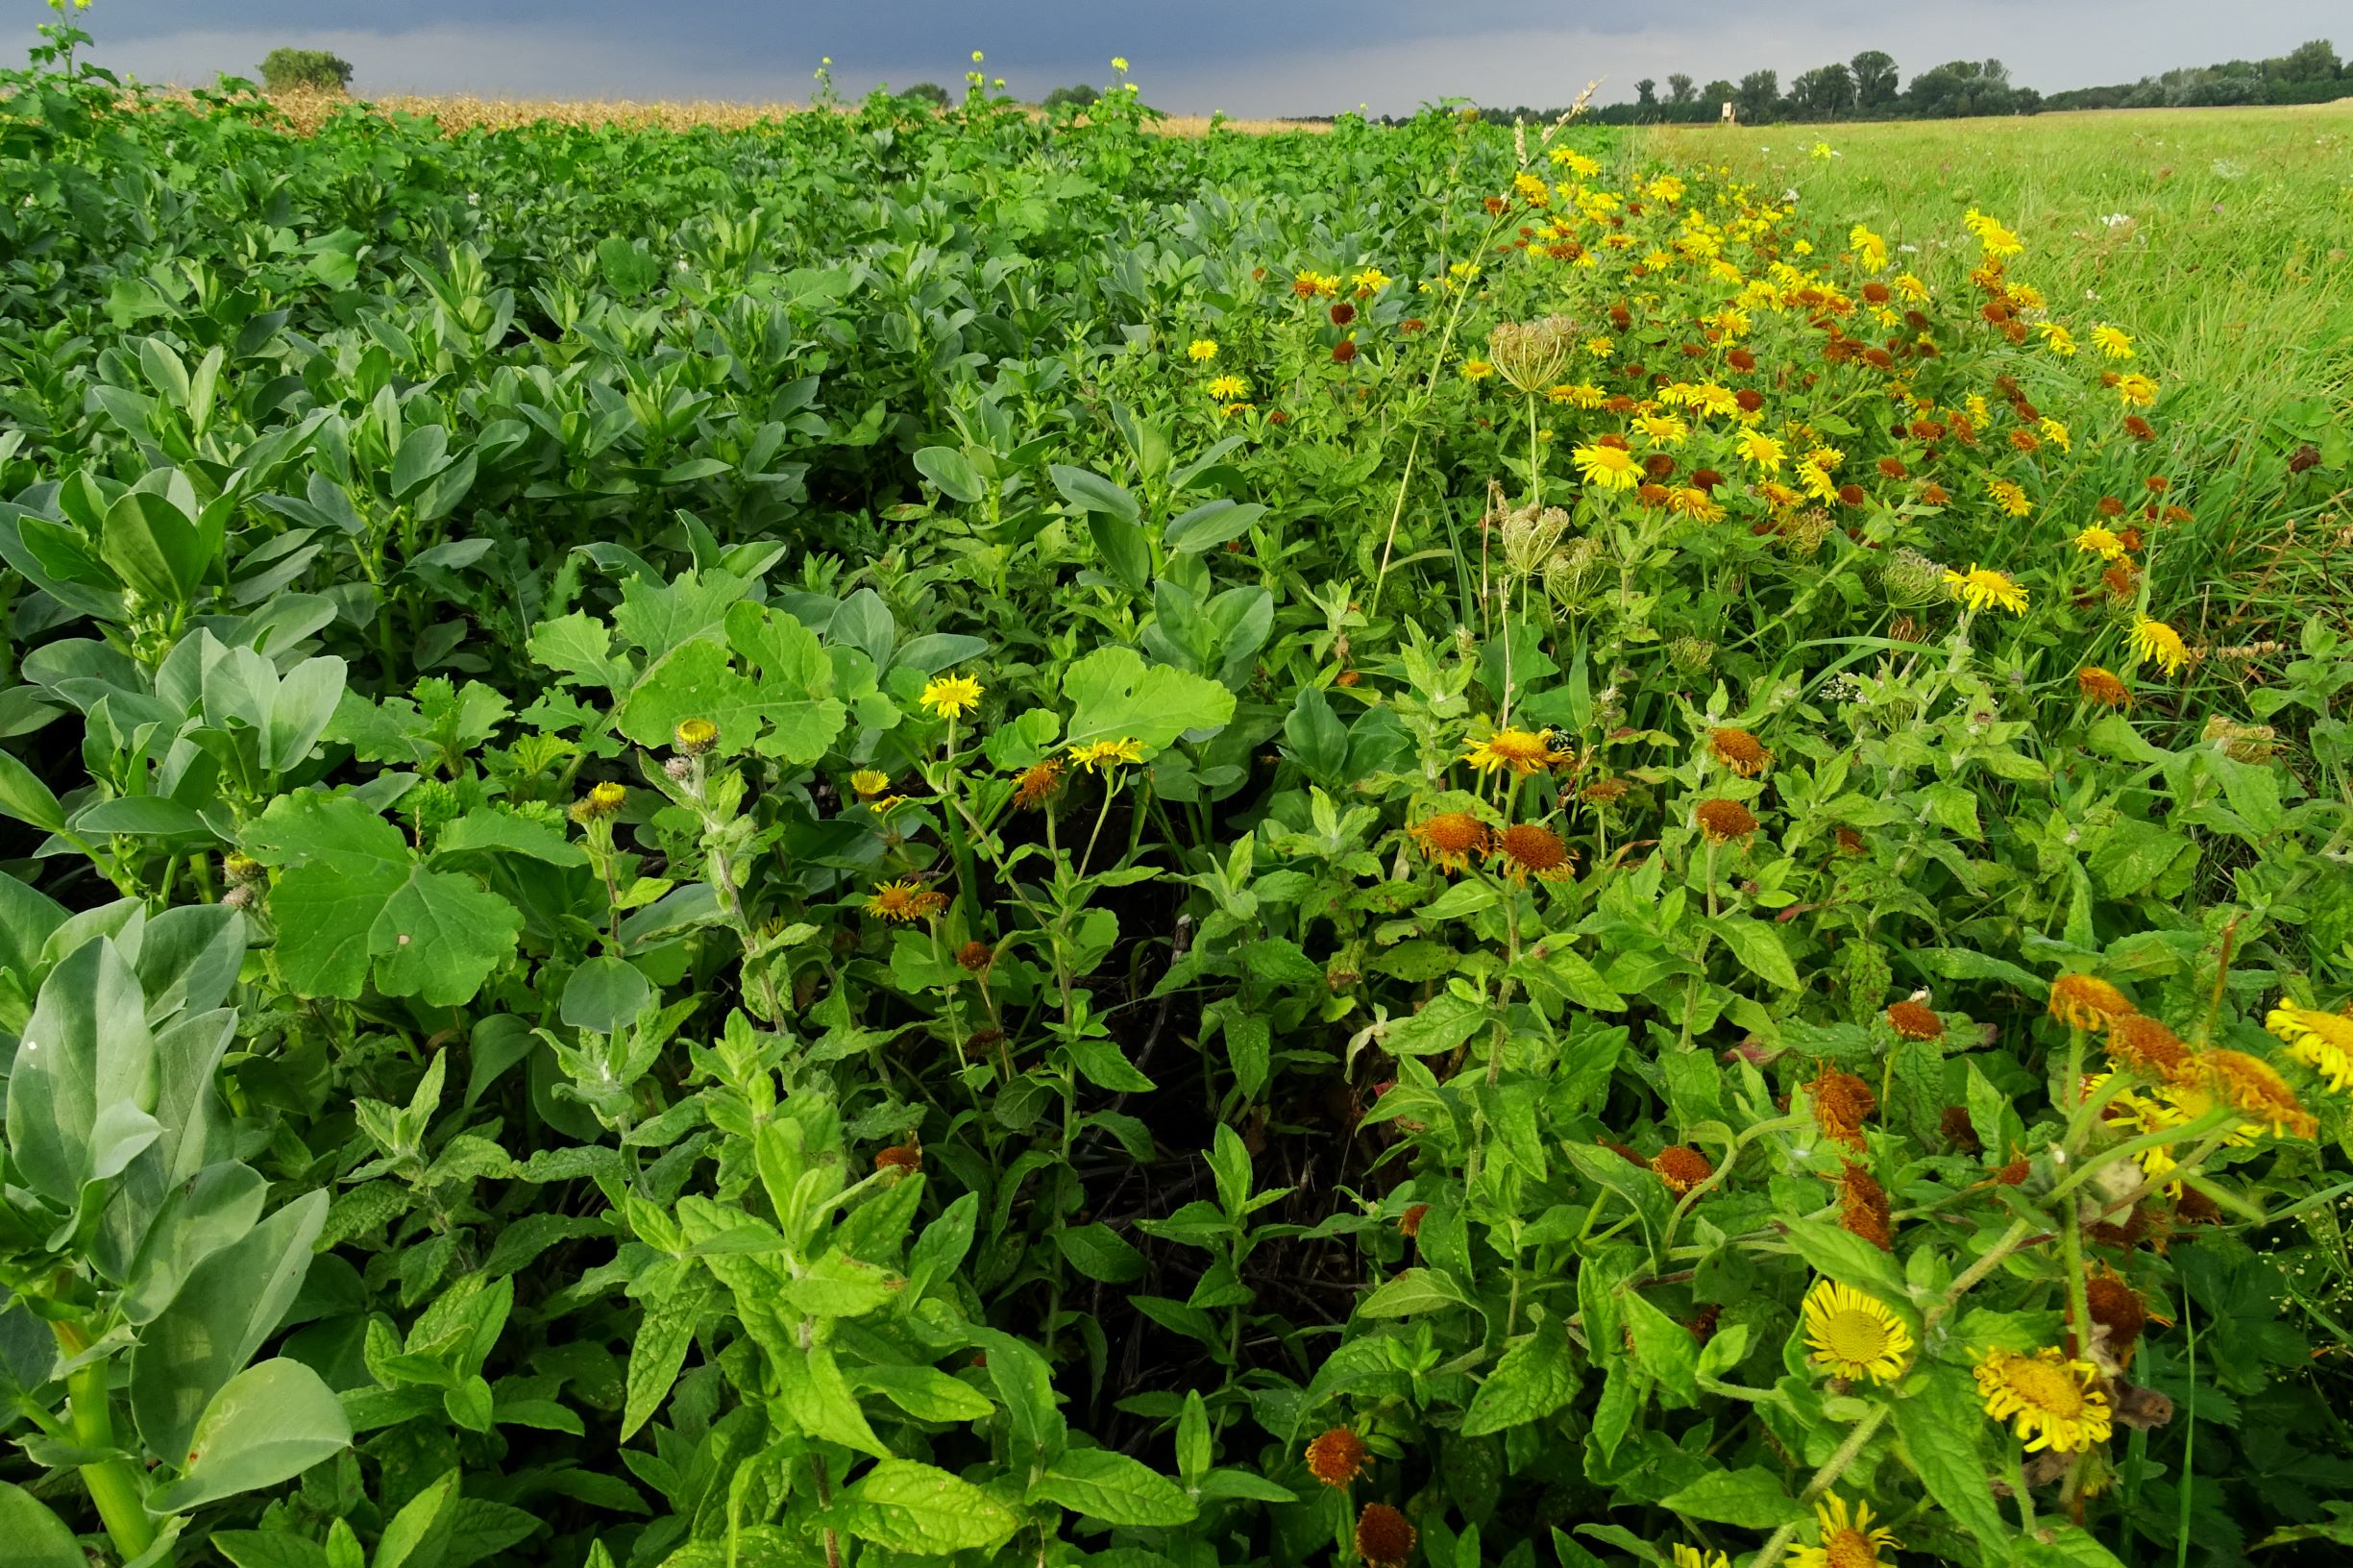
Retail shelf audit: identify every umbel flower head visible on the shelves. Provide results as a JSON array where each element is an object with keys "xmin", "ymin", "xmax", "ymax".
[
  {"xmin": 2267, "ymin": 1000, "xmax": 2353, "ymax": 1092},
  {"xmin": 1487, "ymin": 315, "xmax": 1578, "ymax": 392},
  {"xmin": 1973, "ymin": 1346, "xmax": 2114, "ymax": 1453},
  {"xmin": 1304, "ymin": 1427, "xmax": 1370, "ymax": 1487},
  {"xmin": 1800, "ymin": 1279, "xmax": 1912, "ymax": 1384},
  {"xmin": 1786, "ymin": 1494, "xmax": 1901, "ymax": 1568}
]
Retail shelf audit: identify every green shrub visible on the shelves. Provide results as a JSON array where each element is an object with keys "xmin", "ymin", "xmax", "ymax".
[{"xmin": 257, "ymin": 45, "xmax": 352, "ymax": 93}]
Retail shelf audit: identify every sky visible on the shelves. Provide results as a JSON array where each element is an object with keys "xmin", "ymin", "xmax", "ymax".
[{"xmin": 30, "ymin": 1, "xmax": 2345, "ymax": 115}]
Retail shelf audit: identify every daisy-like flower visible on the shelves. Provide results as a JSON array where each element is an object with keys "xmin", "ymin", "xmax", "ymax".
[
  {"xmin": 1944, "ymin": 565, "xmax": 2028, "ymax": 615},
  {"xmin": 866, "ymin": 879, "xmax": 950, "ymax": 922},
  {"xmin": 1549, "ymin": 381, "xmax": 1607, "ymax": 408},
  {"xmin": 1734, "ymin": 429, "xmax": 1785, "ymax": 473},
  {"xmin": 2091, "ymin": 324, "xmax": 2136, "ymax": 360},
  {"xmin": 1964, "ymin": 208, "xmax": 2024, "ymax": 257},
  {"xmin": 1186, "ymin": 338, "xmax": 1218, "ymax": 362},
  {"xmin": 1672, "ymin": 1547, "xmax": 1729, "ymax": 1568},
  {"xmin": 849, "ymin": 769, "xmax": 892, "ymax": 797},
  {"xmin": 1407, "ymin": 811, "xmax": 1490, "ymax": 872},
  {"xmin": 1304, "ymin": 1427, "xmax": 1369, "ymax": 1487},
  {"xmin": 919, "ymin": 674, "xmax": 983, "ymax": 720},
  {"xmin": 1460, "ymin": 358, "xmax": 1496, "ymax": 382},
  {"xmin": 1462, "ymin": 727, "xmax": 1555, "ymax": 775},
  {"xmin": 674, "ymin": 718, "xmax": 720, "ymax": 756},
  {"xmin": 2127, "ymin": 615, "xmax": 2189, "ymax": 676},
  {"xmin": 1206, "ymin": 373, "xmax": 1249, "ymax": 401},
  {"xmin": 1571, "ymin": 442, "xmax": 1641, "ymax": 492},
  {"xmin": 2200, "ymin": 1048, "xmax": 2317, "ymax": 1139},
  {"xmin": 2076, "ymin": 666, "xmax": 2130, "ymax": 707},
  {"xmin": 2041, "ymin": 416, "xmax": 2072, "ymax": 452},
  {"xmin": 2049, "ymin": 973, "xmax": 2136, "ymax": 1030},
  {"xmin": 1650, "ymin": 1144, "xmax": 1713, "ymax": 1195},
  {"xmin": 1886, "ymin": 1000, "xmax": 1943, "ymax": 1041},
  {"xmin": 1352, "ymin": 267, "xmax": 1392, "ymax": 294},
  {"xmin": 1973, "ymin": 1346, "xmax": 2114, "ymax": 1453},
  {"xmin": 2266, "ymin": 1001, "xmax": 2353, "ymax": 1092},
  {"xmin": 1013, "ymin": 758, "xmax": 1065, "ymax": 809},
  {"xmin": 1491, "ymin": 821, "xmax": 1576, "ymax": 883},
  {"xmin": 1986, "ymin": 477, "xmax": 2033, "ymax": 518},
  {"xmin": 1633, "ymin": 412, "xmax": 1689, "ymax": 447},
  {"xmin": 1801, "ymin": 1280, "xmax": 1913, "ymax": 1384},
  {"xmin": 2115, "ymin": 372, "xmax": 2159, "ymax": 407},
  {"xmin": 1068, "ymin": 737, "xmax": 1145, "ymax": 772},
  {"xmin": 2039, "ymin": 321, "xmax": 2078, "ymax": 356},
  {"xmin": 2072, "ymin": 526, "xmax": 2128, "ymax": 560},
  {"xmin": 1786, "ymin": 1495, "xmax": 1901, "ymax": 1568},
  {"xmin": 1706, "ymin": 726, "xmax": 1771, "ymax": 777},
  {"xmin": 2105, "ymin": 1013, "xmax": 2198, "ymax": 1086}
]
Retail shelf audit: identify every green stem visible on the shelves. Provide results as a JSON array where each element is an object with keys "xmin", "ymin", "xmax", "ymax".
[
  {"xmin": 55, "ymin": 1330, "xmax": 155, "ymax": 1562},
  {"xmin": 1748, "ymin": 1403, "xmax": 1892, "ymax": 1568}
]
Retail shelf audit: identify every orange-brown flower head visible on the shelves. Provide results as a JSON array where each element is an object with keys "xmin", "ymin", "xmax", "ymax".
[
  {"xmin": 1835, "ymin": 826, "xmax": 1866, "ymax": 856},
  {"xmin": 1886, "ymin": 1000, "xmax": 1944, "ymax": 1041},
  {"xmin": 1940, "ymin": 1106, "xmax": 1983, "ymax": 1154},
  {"xmin": 2077, "ymin": 667, "xmax": 2130, "ymax": 708},
  {"xmin": 1014, "ymin": 758, "xmax": 1066, "ymax": 810},
  {"xmin": 1399, "ymin": 1203, "xmax": 1429, "ymax": 1237},
  {"xmin": 2086, "ymin": 1272, "xmax": 2146, "ymax": 1359},
  {"xmin": 2049, "ymin": 974, "xmax": 2136, "ymax": 1032},
  {"xmin": 957, "ymin": 940, "xmax": 994, "ymax": 972},
  {"xmin": 1409, "ymin": 811, "xmax": 1490, "ymax": 873},
  {"xmin": 1651, "ymin": 1144, "xmax": 1715, "ymax": 1196},
  {"xmin": 1582, "ymin": 776, "xmax": 1630, "ymax": 806},
  {"xmin": 1839, "ymin": 1162, "xmax": 1894, "ymax": 1250},
  {"xmin": 1810, "ymin": 1066, "xmax": 1877, "ymax": 1151},
  {"xmin": 874, "ymin": 1142, "xmax": 922, "ymax": 1174},
  {"xmin": 1695, "ymin": 797, "xmax": 1759, "ymax": 843},
  {"xmin": 1356, "ymin": 1503, "xmax": 1417, "ymax": 1568},
  {"xmin": 1306, "ymin": 1427, "xmax": 1370, "ymax": 1488},
  {"xmin": 2200, "ymin": 1049, "xmax": 2316, "ymax": 1139},
  {"xmin": 2104, "ymin": 1014, "xmax": 2196, "ymax": 1086},
  {"xmin": 1707, "ymin": 727, "xmax": 1772, "ymax": 777},
  {"xmin": 1492, "ymin": 821, "xmax": 1576, "ymax": 882}
]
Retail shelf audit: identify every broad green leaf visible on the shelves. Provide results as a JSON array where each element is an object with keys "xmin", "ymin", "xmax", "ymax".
[
  {"xmin": 373, "ymin": 1468, "xmax": 462, "ymax": 1568},
  {"xmin": 1356, "ymin": 1266, "xmax": 1478, "ymax": 1319},
  {"xmin": 144, "ymin": 1360, "xmax": 352, "ymax": 1513},
  {"xmin": 1621, "ymin": 1288, "xmax": 1700, "ymax": 1405},
  {"xmin": 5, "ymin": 937, "xmax": 153, "ymax": 1205},
  {"xmin": 1657, "ymin": 1465, "xmax": 1806, "ymax": 1528},
  {"xmin": 212, "ymin": 1531, "xmax": 331, "ymax": 1568},
  {"xmin": 622, "ymin": 1267, "xmax": 716, "ymax": 1440},
  {"xmin": 243, "ymin": 792, "xmax": 520, "ymax": 1006},
  {"xmin": 1054, "ymin": 1221, "xmax": 1147, "ymax": 1284},
  {"xmin": 914, "ymin": 446, "xmax": 985, "ymax": 503},
  {"xmin": 1461, "ymin": 1319, "xmax": 1577, "ymax": 1435},
  {"xmin": 102, "ymin": 487, "xmax": 212, "ymax": 604},
  {"xmin": 777, "ymin": 1341, "xmax": 889, "ymax": 1457},
  {"xmin": 1049, "ymin": 464, "xmax": 1141, "ymax": 524},
  {"xmin": 1030, "ymin": 1447, "xmax": 1197, "ymax": 1527},
  {"xmin": 1777, "ymin": 1215, "xmax": 1912, "ymax": 1305},
  {"xmin": 1061, "ymin": 646, "xmax": 1236, "ymax": 754},
  {"xmin": 0, "ymin": 1482, "xmax": 84, "ymax": 1568},
  {"xmin": 0, "ymin": 747, "xmax": 64, "ymax": 833},
  {"xmin": 1707, "ymin": 916, "xmax": 1799, "ymax": 990},
  {"xmin": 1894, "ymin": 1361, "xmax": 2008, "ymax": 1550},
  {"xmin": 1380, "ymin": 992, "xmax": 1489, "ymax": 1058},
  {"xmin": 846, "ymin": 1363, "xmax": 996, "ymax": 1423},
  {"xmin": 132, "ymin": 1191, "xmax": 328, "ymax": 1466},
  {"xmin": 837, "ymin": 1459, "xmax": 1021, "ymax": 1554}
]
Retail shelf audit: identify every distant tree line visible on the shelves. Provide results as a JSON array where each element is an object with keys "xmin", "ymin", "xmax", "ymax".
[{"xmin": 1456, "ymin": 37, "xmax": 2341, "ymax": 126}]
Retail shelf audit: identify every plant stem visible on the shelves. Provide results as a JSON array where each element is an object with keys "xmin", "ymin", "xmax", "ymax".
[
  {"xmin": 52, "ymin": 1325, "xmax": 155, "ymax": 1562},
  {"xmin": 1748, "ymin": 1403, "xmax": 1892, "ymax": 1567}
]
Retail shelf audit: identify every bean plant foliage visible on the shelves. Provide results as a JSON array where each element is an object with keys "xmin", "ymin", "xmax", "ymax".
[{"xmin": 4, "ymin": 13, "xmax": 2352, "ymax": 1568}]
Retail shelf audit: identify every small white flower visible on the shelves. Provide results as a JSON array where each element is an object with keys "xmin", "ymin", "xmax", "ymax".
[{"xmin": 1899, "ymin": 242, "xmax": 1919, "ymax": 253}]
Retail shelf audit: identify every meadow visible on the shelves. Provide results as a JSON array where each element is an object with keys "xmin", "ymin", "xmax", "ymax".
[{"xmin": 4, "ymin": 14, "xmax": 2353, "ymax": 1568}]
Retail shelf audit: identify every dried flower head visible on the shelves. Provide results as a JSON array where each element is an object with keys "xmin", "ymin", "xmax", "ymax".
[
  {"xmin": 866, "ymin": 880, "xmax": 950, "ymax": 923},
  {"xmin": 1885, "ymin": 1000, "xmax": 1943, "ymax": 1041},
  {"xmin": 1014, "ymin": 758, "xmax": 1066, "ymax": 809},
  {"xmin": 1707, "ymin": 726, "xmax": 1771, "ymax": 777},
  {"xmin": 1355, "ymin": 1503, "xmax": 1417, "ymax": 1568},
  {"xmin": 874, "ymin": 1142, "xmax": 922, "ymax": 1174},
  {"xmin": 1408, "ymin": 811, "xmax": 1490, "ymax": 873},
  {"xmin": 957, "ymin": 940, "xmax": 994, "ymax": 971},
  {"xmin": 2049, "ymin": 973, "xmax": 2136, "ymax": 1031},
  {"xmin": 2199, "ymin": 1048, "xmax": 2316, "ymax": 1139},
  {"xmin": 2086, "ymin": 1272, "xmax": 2146, "ymax": 1359},
  {"xmin": 1694, "ymin": 797, "xmax": 1759, "ymax": 843},
  {"xmin": 2105, "ymin": 1014, "xmax": 2197, "ymax": 1086},
  {"xmin": 1838, "ymin": 1162, "xmax": 1893, "ymax": 1250},
  {"xmin": 1492, "ymin": 821, "xmax": 1576, "ymax": 882},
  {"xmin": 2076, "ymin": 666, "xmax": 2130, "ymax": 707},
  {"xmin": 1650, "ymin": 1144, "xmax": 1714, "ymax": 1195},
  {"xmin": 1305, "ymin": 1427, "xmax": 1370, "ymax": 1488},
  {"xmin": 1487, "ymin": 315, "xmax": 1579, "ymax": 393},
  {"xmin": 1808, "ymin": 1065, "xmax": 1877, "ymax": 1151},
  {"xmin": 1940, "ymin": 1105, "xmax": 1983, "ymax": 1153}
]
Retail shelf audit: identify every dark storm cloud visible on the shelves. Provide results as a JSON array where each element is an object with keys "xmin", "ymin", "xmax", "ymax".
[{"xmin": 33, "ymin": 2, "xmax": 2348, "ymax": 115}]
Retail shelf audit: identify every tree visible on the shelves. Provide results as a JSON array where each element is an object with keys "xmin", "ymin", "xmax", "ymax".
[
  {"xmin": 2271, "ymin": 38, "xmax": 2341, "ymax": 82},
  {"xmin": 1635, "ymin": 78, "xmax": 1657, "ymax": 107},
  {"xmin": 1041, "ymin": 84, "xmax": 1101, "ymax": 110},
  {"xmin": 1702, "ymin": 79, "xmax": 1738, "ymax": 112},
  {"xmin": 1851, "ymin": 49, "xmax": 1900, "ymax": 110},
  {"xmin": 1905, "ymin": 57, "xmax": 2033, "ymax": 118},
  {"xmin": 899, "ymin": 82, "xmax": 951, "ymax": 107},
  {"xmin": 1790, "ymin": 62, "xmax": 1856, "ymax": 119},
  {"xmin": 257, "ymin": 47, "xmax": 353, "ymax": 93},
  {"xmin": 1666, "ymin": 72, "xmax": 1697, "ymax": 104},
  {"xmin": 1735, "ymin": 69, "xmax": 1780, "ymax": 122}
]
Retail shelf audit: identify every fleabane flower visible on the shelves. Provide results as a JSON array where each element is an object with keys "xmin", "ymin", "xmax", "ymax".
[
  {"xmin": 1973, "ymin": 1346, "xmax": 2113, "ymax": 1453},
  {"xmin": 1943, "ymin": 565, "xmax": 2027, "ymax": 615},
  {"xmin": 2267, "ymin": 1001, "xmax": 2353, "ymax": 1092},
  {"xmin": 919, "ymin": 674, "xmax": 983, "ymax": 720},
  {"xmin": 1800, "ymin": 1280, "xmax": 1912, "ymax": 1384},
  {"xmin": 1187, "ymin": 338, "xmax": 1219, "ymax": 361},
  {"xmin": 2127, "ymin": 614, "xmax": 2189, "ymax": 676}
]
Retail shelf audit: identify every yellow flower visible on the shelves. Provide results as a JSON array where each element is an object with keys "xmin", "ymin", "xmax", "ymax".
[
  {"xmin": 2072, "ymin": 526, "xmax": 2127, "ymax": 560},
  {"xmin": 866, "ymin": 879, "xmax": 949, "ymax": 922},
  {"xmin": 1068, "ymin": 737, "xmax": 1145, "ymax": 772},
  {"xmin": 1110, "ymin": 55, "xmax": 1129, "ymax": 72},
  {"xmin": 1462, "ymin": 727, "xmax": 1556, "ymax": 776},
  {"xmin": 1583, "ymin": 336, "xmax": 1615, "ymax": 359},
  {"xmin": 849, "ymin": 769, "xmax": 891, "ymax": 797},
  {"xmin": 2115, "ymin": 373, "xmax": 2159, "ymax": 407},
  {"xmin": 1461, "ymin": 358, "xmax": 1495, "ymax": 382},
  {"xmin": 1800, "ymin": 1280, "xmax": 1913, "ymax": 1384},
  {"xmin": 1973, "ymin": 1346, "xmax": 2114, "ymax": 1454},
  {"xmin": 2039, "ymin": 321, "xmax": 2078, "ymax": 356},
  {"xmin": 919, "ymin": 674, "xmax": 984, "ymax": 720},
  {"xmin": 1633, "ymin": 413, "xmax": 1689, "ymax": 447},
  {"xmin": 1187, "ymin": 338, "xmax": 1219, "ymax": 362},
  {"xmin": 1548, "ymin": 148, "xmax": 1601, "ymax": 178},
  {"xmin": 1672, "ymin": 1547, "xmax": 1729, "ymax": 1568},
  {"xmin": 1964, "ymin": 208, "xmax": 2024, "ymax": 257},
  {"xmin": 1785, "ymin": 1495, "xmax": 1900, "ymax": 1568},
  {"xmin": 1734, "ymin": 429, "xmax": 1785, "ymax": 473},
  {"xmin": 1207, "ymin": 373, "xmax": 1248, "ymax": 400},
  {"xmin": 2267, "ymin": 1001, "xmax": 2353, "ymax": 1092},
  {"xmin": 1571, "ymin": 443, "xmax": 1641, "ymax": 492},
  {"xmin": 674, "ymin": 718, "xmax": 720, "ymax": 756},
  {"xmin": 2049, "ymin": 972, "xmax": 2136, "ymax": 1030},
  {"xmin": 1351, "ymin": 267, "xmax": 1392, "ymax": 294},
  {"xmin": 2091, "ymin": 324, "xmax": 2135, "ymax": 360},
  {"xmin": 1848, "ymin": 224, "xmax": 1888, "ymax": 272},
  {"xmin": 1809, "ymin": 141, "xmax": 1834, "ymax": 159},
  {"xmin": 1944, "ymin": 565, "xmax": 2028, "ymax": 616},
  {"xmin": 1893, "ymin": 272, "xmax": 1929, "ymax": 303},
  {"xmin": 2040, "ymin": 417, "xmax": 2072, "ymax": 452},
  {"xmin": 1549, "ymin": 381, "xmax": 1606, "ymax": 408},
  {"xmin": 2127, "ymin": 615, "xmax": 2189, "ymax": 676}
]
